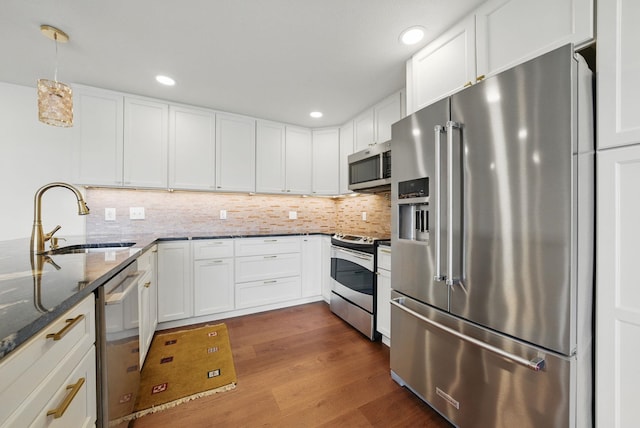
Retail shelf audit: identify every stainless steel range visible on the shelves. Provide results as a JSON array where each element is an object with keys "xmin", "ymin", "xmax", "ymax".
[{"xmin": 330, "ymin": 233, "xmax": 383, "ymax": 340}]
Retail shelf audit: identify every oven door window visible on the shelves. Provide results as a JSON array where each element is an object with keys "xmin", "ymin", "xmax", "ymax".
[{"xmin": 331, "ymin": 257, "xmax": 374, "ymax": 295}]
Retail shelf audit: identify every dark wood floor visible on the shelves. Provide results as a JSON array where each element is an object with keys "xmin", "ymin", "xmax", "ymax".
[{"xmin": 133, "ymin": 302, "xmax": 452, "ymax": 427}]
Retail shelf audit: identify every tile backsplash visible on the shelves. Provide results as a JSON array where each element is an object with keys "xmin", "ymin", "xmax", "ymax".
[{"xmin": 85, "ymin": 189, "xmax": 391, "ymax": 238}]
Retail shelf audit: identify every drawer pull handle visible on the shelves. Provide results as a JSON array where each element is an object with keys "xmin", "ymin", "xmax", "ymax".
[
  {"xmin": 47, "ymin": 377, "xmax": 85, "ymax": 419},
  {"xmin": 264, "ymin": 239, "xmax": 278, "ymax": 242},
  {"xmin": 46, "ymin": 314, "xmax": 85, "ymax": 341},
  {"xmin": 264, "ymin": 255, "xmax": 278, "ymax": 259},
  {"xmin": 264, "ymin": 280, "xmax": 277, "ymax": 284},
  {"xmin": 144, "ymin": 281, "xmax": 151, "ymax": 288}
]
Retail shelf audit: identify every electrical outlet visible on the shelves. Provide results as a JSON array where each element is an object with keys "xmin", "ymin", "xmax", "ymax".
[
  {"xmin": 362, "ymin": 211, "xmax": 367, "ymax": 221},
  {"xmin": 220, "ymin": 210, "xmax": 227, "ymax": 220},
  {"xmin": 105, "ymin": 208, "xmax": 116, "ymax": 221},
  {"xmin": 289, "ymin": 211, "xmax": 298, "ymax": 220},
  {"xmin": 129, "ymin": 207, "xmax": 145, "ymax": 220}
]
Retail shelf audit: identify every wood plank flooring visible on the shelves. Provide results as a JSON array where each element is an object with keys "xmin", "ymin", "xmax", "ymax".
[{"xmin": 132, "ymin": 302, "xmax": 452, "ymax": 427}]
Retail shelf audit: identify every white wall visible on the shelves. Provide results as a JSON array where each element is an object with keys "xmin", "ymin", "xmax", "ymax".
[{"xmin": 0, "ymin": 82, "xmax": 86, "ymax": 241}]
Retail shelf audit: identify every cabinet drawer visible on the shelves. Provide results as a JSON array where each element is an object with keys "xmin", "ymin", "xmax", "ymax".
[
  {"xmin": 235, "ymin": 253, "xmax": 301, "ymax": 283},
  {"xmin": 236, "ymin": 276, "xmax": 302, "ymax": 309},
  {"xmin": 0, "ymin": 294, "xmax": 95, "ymax": 425},
  {"xmin": 235, "ymin": 236, "xmax": 301, "ymax": 257},
  {"xmin": 377, "ymin": 247, "xmax": 391, "ymax": 271},
  {"xmin": 137, "ymin": 245, "xmax": 156, "ymax": 271},
  {"xmin": 3, "ymin": 346, "xmax": 97, "ymax": 428},
  {"xmin": 193, "ymin": 239, "xmax": 234, "ymax": 260}
]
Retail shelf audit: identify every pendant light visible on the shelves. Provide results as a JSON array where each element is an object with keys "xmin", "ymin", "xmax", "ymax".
[{"xmin": 37, "ymin": 25, "xmax": 73, "ymax": 127}]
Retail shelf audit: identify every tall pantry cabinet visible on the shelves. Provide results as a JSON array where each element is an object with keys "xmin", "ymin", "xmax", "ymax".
[{"xmin": 596, "ymin": 0, "xmax": 640, "ymax": 426}]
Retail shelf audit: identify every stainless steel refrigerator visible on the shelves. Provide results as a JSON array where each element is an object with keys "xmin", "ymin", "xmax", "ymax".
[{"xmin": 389, "ymin": 44, "xmax": 594, "ymax": 427}]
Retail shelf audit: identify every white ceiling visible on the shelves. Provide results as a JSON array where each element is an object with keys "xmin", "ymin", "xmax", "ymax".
[{"xmin": 0, "ymin": 0, "xmax": 485, "ymax": 127}]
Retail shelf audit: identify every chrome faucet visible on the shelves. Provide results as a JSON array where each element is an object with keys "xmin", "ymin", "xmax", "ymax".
[{"xmin": 30, "ymin": 182, "xmax": 90, "ymax": 254}]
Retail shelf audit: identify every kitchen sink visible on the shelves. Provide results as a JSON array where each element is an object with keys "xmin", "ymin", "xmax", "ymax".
[{"xmin": 45, "ymin": 242, "xmax": 136, "ymax": 255}]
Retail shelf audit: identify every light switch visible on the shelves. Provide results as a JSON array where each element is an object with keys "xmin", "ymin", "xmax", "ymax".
[{"xmin": 362, "ymin": 212, "xmax": 367, "ymax": 221}]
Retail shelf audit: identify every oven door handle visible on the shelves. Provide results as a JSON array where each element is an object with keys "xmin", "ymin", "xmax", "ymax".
[
  {"xmin": 105, "ymin": 272, "xmax": 142, "ymax": 304},
  {"xmin": 331, "ymin": 246, "xmax": 373, "ymax": 262}
]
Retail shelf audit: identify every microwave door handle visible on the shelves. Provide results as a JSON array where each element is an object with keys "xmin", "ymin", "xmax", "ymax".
[
  {"xmin": 379, "ymin": 153, "xmax": 384, "ymax": 180},
  {"xmin": 433, "ymin": 125, "xmax": 445, "ymax": 281},
  {"xmin": 446, "ymin": 121, "xmax": 460, "ymax": 286}
]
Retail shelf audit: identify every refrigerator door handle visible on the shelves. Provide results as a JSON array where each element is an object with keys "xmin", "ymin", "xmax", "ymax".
[
  {"xmin": 433, "ymin": 125, "xmax": 446, "ymax": 281},
  {"xmin": 446, "ymin": 120, "xmax": 460, "ymax": 286},
  {"xmin": 390, "ymin": 297, "xmax": 546, "ymax": 372}
]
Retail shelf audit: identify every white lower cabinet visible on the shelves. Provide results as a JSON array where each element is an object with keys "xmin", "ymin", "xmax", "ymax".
[
  {"xmin": 0, "ymin": 295, "xmax": 96, "ymax": 428},
  {"xmin": 301, "ymin": 236, "xmax": 322, "ymax": 298},
  {"xmin": 376, "ymin": 246, "xmax": 391, "ymax": 344},
  {"xmin": 138, "ymin": 246, "xmax": 158, "ymax": 366},
  {"xmin": 157, "ymin": 241, "xmax": 192, "ymax": 322},
  {"xmin": 193, "ymin": 239, "xmax": 235, "ymax": 316},
  {"xmin": 235, "ymin": 237, "xmax": 302, "ymax": 309}
]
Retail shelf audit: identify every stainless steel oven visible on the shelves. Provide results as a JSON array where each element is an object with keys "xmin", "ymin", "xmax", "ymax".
[{"xmin": 330, "ymin": 234, "xmax": 378, "ymax": 340}]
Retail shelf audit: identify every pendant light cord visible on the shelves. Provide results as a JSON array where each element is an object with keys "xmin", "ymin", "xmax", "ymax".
[{"xmin": 53, "ymin": 33, "xmax": 59, "ymax": 82}]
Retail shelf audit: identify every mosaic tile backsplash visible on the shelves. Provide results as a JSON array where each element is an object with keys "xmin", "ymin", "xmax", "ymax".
[{"xmin": 85, "ymin": 189, "xmax": 391, "ymax": 238}]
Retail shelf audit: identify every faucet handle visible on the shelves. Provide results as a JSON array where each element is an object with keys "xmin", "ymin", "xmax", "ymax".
[{"xmin": 44, "ymin": 225, "xmax": 62, "ymax": 242}]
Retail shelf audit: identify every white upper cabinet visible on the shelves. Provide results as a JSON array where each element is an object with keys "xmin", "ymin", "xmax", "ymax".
[
  {"xmin": 407, "ymin": 0, "xmax": 594, "ymax": 113},
  {"xmin": 123, "ymin": 97, "xmax": 169, "ymax": 188},
  {"xmin": 73, "ymin": 86, "xmax": 124, "ymax": 186},
  {"xmin": 215, "ymin": 113, "xmax": 256, "ymax": 192},
  {"xmin": 256, "ymin": 120, "xmax": 286, "ymax": 193},
  {"xmin": 339, "ymin": 120, "xmax": 354, "ymax": 194},
  {"xmin": 354, "ymin": 108, "xmax": 376, "ymax": 152},
  {"xmin": 285, "ymin": 126, "xmax": 313, "ymax": 194},
  {"xmin": 354, "ymin": 90, "xmax": 405, "ymax": 150},
  {"xmin": 312, "ymin": 128, "xmax": 340, "ymax": 195},
  {"xmin": 407, "ymin": 15, "xmax": 476, "ymax": 113},
  {"xmin": 168, "ymin": 105, "xmax": 216, "ymax": 190},
  {"xmin": 374, "ymin": 91, "xmax": 404, "ymax": 143},
  {"xmin": 597, "ymin": 0, "xmax": 640, "ymax": 149},
  {"xmin": 476, "ymin": 0, "xmax": 594, "ymax": 79}
]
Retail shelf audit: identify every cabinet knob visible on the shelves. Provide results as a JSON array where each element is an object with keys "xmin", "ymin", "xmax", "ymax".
[
  {"xmin": 464, "ymin": 81, "xmax": 473, "ymax": 88},
  {"xmin": 476, "ymin": 75, "xmax": 486, "ymax": 82}
]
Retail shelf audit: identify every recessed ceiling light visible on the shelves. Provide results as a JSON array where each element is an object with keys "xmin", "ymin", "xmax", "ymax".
[
  {"xmin": 156, "ymin": 75, "xmax": 176, "ymax": 86},
  {"xmin": 310, "ymin": 111, "xmax": 323, "ymax": 118},
  {"xmin": 400, "ymin": 26, "xmax": 425, "ymax": 45}
]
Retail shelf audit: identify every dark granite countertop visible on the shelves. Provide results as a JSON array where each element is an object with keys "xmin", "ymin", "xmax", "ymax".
[{"xmin": 0, "ymin": 232, "xmax": 332, "ymax": 361}]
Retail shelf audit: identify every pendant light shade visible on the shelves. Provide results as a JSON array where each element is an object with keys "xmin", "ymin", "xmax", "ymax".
[
  {"xmin": 37, "ymin": 79, "xmax": 73, "ymax": 127},
  {"xmin": 38, "ymin": 25, "xmax": 73, "ymax": 127}
]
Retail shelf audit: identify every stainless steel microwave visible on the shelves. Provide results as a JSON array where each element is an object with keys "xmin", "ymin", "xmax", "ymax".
[{"xmin": 348, "ymin": 142, "xmax": 391, "ymax": 192}]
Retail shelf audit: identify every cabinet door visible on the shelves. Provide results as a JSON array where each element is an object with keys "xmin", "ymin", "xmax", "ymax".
[
  {"xmin": 123, "ymin": 97, "xmax": 169, "ymax": 188},
  {"xmin": 157, "ymin": 242, "xmax": 192, "ymax": 322},
  {"xmin": 194, "ymin": 258, "xmax": 234, "ymax": 316},
  {"xmin": 312, "ymin": 128, "xmax": 340, "ymax": 195},
  {"xmin": 321, "ymin": 236, "xmax": 332, "ymax": 302},
  {"xmin": 476, "ymin": 0, "xmax": 594, "ymax": 79},
  {"xmin": 376, "ymin": 247, "xmax": 392, "ymax": 340},
  {"xmin": 169, "ymin": 105, "xmax": 216, "ymax": 190},
  {"xmin": 374, "ymin": 91, "xmax": 404, "ymax": 144},
  {"xmin": 354, "ymin": 108, "xmax": 375, "ymax": 152},
  {"xmin": 215, "ymin": 113, "xmax": 256, "ymax": 192},
  {"xmin": 597, "ymin": 0, "xmax": 640, "ymax": 149},
  {"xmin": 73, "ymin": 86, "xmax": 124, "ymax": 186},
  {"xmin": 285, "ymin": 126, "xmax": 312, "ymax": 194},
  {"xmin": 301, "ymin": 236, "xmax": 322, "ymax": 298},
  {"xmin": 339, "ymin": 121, "xmax": 354, "ymax": 194},
  {"xmin": 256, "ymin": 120, "xmax": 286, "ymax": 193},
  {"xmin": 407, "ymin": 15, "xmax": 476, "ymax": 113},
  {"xmin": 596, "ymin": 144, "xmax": 640, "ymax": 428},
  {"xmin": 138, "ymin": 273, "xmax": 151, "ymax": 366}
]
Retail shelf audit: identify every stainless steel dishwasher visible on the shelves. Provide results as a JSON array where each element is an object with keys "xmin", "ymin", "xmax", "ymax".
[{"xmin": 95, "ymin": 260, "xmax": 141, "ymax": 428}]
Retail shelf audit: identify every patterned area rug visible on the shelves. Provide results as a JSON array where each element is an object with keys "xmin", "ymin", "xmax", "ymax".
[{"xmin": 125, "ymin": 323, "xmax": 237, "ymax": 421}]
